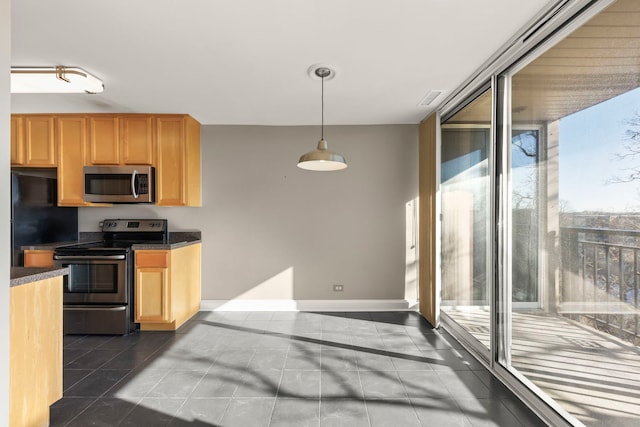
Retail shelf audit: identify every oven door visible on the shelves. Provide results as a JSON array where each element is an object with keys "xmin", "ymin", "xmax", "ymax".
[{"xmin": 54, "ymin": 254, "xmax": 129, "ymax": 304}]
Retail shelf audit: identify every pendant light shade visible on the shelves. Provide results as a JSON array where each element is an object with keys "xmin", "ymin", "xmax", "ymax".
[
  {"xmin": 297, "ymin": 66, "xmax": 347, "ymax": 171},
  {"xmin": 297, "ymin": 138, "xmax": 348, "ymax": 171}
]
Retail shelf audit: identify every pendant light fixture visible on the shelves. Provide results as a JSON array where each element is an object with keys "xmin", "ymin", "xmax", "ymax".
[{"xmin": 297, "ymin": 66, "xmax": 347, "ymax": 171}]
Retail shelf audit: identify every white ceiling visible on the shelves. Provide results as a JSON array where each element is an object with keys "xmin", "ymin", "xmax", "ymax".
[{"xmin": 11, "ymin": 0, "xmax": 551, "ymax": 126}]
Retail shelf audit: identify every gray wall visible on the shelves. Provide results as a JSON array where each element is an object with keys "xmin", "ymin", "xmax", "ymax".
[{"xmin": 79, "ymin": 124, "xmax": 418, "ymax": 300}]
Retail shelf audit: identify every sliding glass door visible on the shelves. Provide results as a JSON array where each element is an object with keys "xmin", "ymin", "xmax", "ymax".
[
  {"xmin": 439, "ymin": 1, "xmax": 640, "ymax": 425},
  {"xmin": 441, "ymin": 90, "xmax": 492, "ymax": 355},
  {"xmin": 504, "ymin": 2, "xmax": 640, "ymax": 423}
]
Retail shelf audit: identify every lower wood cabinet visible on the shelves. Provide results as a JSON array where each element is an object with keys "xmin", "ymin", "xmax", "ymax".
[
  {"xmin": 135, "ymin": 243, "xmax": 201, "ymax": 331},
  {"xmin": 23, "ymin": 249, "xmax": 55, "ymax": 267},
  {"xmin": 10, "ymin": 276, "xmax": 63, "ymax": 427},
  {"xmin": 135, "ymin": 251, "xmax": 171, "ymax": 323}
]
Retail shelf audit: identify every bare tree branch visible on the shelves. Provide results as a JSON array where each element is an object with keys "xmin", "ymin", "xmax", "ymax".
[{"xmin": 610, "ymin": 112, "xmax": 640, "ymax": 183}]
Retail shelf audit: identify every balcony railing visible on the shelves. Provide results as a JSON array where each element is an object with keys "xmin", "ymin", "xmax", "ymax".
[{"xmin": 560, "ymin": 226, "xmax": 640, "ymax": 344}]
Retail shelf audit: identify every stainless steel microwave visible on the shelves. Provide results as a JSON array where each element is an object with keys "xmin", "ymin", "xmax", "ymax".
[{"xmin": 84, "ymin": 165, "xmax": 155, "ymax": 203}]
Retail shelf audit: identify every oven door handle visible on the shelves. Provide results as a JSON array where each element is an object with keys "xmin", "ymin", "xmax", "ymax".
[
  {"xmin": 54, "ymin": 254, "xmax": 127, "ymax": 261},
  {"xmin": 131, "ymin": 169, "xmax": 139, "ymax": 199},
  {"xmin": 64, "ymin": 305, "xmax": 127, "ymax": 311}
]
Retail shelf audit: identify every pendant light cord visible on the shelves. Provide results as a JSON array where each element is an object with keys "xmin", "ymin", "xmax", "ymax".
[{"xmin": 321, "ymin": 74, "xmax": 324, "ymax": 140}]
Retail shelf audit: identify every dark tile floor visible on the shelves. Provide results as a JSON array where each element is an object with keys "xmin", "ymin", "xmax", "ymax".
[{"xmin": 50, "ymin": 311, "xmax": 547, "ymax": 426}]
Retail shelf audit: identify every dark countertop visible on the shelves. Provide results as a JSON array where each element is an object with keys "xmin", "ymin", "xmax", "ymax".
[
  {"xmin": 20, "ymin": 240, "xmax": 88, "ymax": 251},
  {"xmin": 132, "ymin": 237, "xmax": 201, "ymax": 250},
  {"xmin": 21, "ymin": 231, "xmax": 202, "ymax": 251},
  {"xmin": 11, "ymin": 267, "xmax": 69, "ymax": 288}
]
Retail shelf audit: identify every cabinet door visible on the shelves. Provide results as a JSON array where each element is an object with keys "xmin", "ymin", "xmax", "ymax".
[
  {"xmin": 135, "ymin": 268, "xmax": 170, "ymax": 322},
  {"xmin": 11, "ymin": 116, "xmax": 24, "ymax": 165},
  {"xmin": 121, "ymin": 116, "xmax": 154, "ymax": 165},
  {"xmin": 24, "ymin": 116, "xmax": 56, "ymax": 166},
  {"xmin": 135, "ymin": 251, "xmax": 171, "ymax": 323},
  {"xmin": 88, "ymin": 116, "xmax": 120, "ymax": 165},
  {"xmin": 57, "ymin": 116, "xmax": 89, "ymax": 206},
  {"xmin": 156, "ymin": 117, "xmax": 186, "ymax": 205},
  {"xmin": 184, "ymin": 116, "xmax": 202, "ymax": 206}
]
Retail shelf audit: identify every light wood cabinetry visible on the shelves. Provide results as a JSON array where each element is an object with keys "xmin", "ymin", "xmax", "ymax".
[
  {"xmin": 10, "ymin": 113, "xmax": 200, "ymax": 207},
  {"xmin": 23, "ymin": 250, "xmax": 55, "ymax": 268},
  {"xmin": 11, "ymin": 116, "xmax": 24, "ymax": 165},
  {"xmin": 135, "ymin": 251, "xmax": 171, "ymax": 323},
  {"xmin": 88, "ymin": 115, "xmax": 120, "ymax": 165},
  {"xmin": 86, "ymin": 115, "xmax": 155, "ymax": 166},
  {"xmin": 25, "ymin": 115, "xmax": 57, "ymax": 166},
  {"xmin": 11, "ymin": 115, "xmax": 57, "ymax": 166},
  {"xmin": 10, "ymin": 276, "xmax": 63, "ymax": 427},
  {"xmin": 135, "ymin": 243, "xmax": 201, "ymax": 331},
  {"xmin": 156, "ymin": 116, "xmax": 201, "ymax": 206},
  {"xmin": 121, "ymin": 115, "xmax": 154, "ymax": 165},
  {"xmin": 57, "ymin": 116, "xmax": 92, "ymax": 206}
]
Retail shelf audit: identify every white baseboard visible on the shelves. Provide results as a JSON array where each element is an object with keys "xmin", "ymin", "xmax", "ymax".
[{"xmin": 200, "ymin": 299, "xmax": 417, "ymax": 312}]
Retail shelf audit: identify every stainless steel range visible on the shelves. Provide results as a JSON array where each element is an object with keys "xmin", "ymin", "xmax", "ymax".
[{"xmin": 54, "ymin": 219, "xmax": 168, "ymax": 335}]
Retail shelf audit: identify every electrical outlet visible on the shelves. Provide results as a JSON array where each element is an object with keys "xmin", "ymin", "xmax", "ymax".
[{"xmin": 333, "ymin": 284, "xmax": 344, "ymax": 292}]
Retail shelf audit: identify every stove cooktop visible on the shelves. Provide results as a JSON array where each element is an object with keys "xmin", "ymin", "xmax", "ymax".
[{"xmin": 55, "ymin": 219, "xmax": 169, "ymax": 255}]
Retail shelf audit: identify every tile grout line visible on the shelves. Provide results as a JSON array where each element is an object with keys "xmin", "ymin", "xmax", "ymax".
[
  {"xmin": 355, "ymin": 368, "xmax": 373, "ymax": 427},
  {"xmin": 168, "ymin": 348, "xmax": 222, "ymax": 424},
  {"xmin": 266, "ymin": 343, "xmax": 289, "ymax": 426},
  {"xmin": 318, "ymin": 343, "xmax": 323, "ymax": 427},
  {"xmin": 58, "ymin": 397, "xmax": 98, "ymax": 427}
]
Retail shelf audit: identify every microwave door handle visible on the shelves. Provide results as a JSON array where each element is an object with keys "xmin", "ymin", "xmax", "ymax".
[{"xmin": 131, "ymin": 169, "xmax": 139, "ymax": 199}]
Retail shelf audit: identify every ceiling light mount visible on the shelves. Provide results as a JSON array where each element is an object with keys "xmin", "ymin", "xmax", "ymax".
[
  {"xmin": 297, "ymin": 64, "xmax": 347, "ymax": 172},
  {"xmin": 307, "ymin": 63, "xmax": 336, "ymax": 81},
  {"xmin": 314, "ymin": 67, "xmax": 331, "ymax": 79}
]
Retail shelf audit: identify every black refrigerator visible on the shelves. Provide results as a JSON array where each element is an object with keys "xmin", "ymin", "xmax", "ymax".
[{"xmin": 11, "ymin": 168, "xmax": 78, "ymax": 266}]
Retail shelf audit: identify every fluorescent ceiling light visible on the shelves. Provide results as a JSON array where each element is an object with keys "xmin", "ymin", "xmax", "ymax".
[{"xmin": 11, "ymin": 66, "xmax": 104, "ymax": 94}]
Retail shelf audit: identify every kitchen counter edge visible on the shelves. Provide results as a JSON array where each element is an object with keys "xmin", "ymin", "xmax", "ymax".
[
  {"xmin": 11, "ymin": 267, "xmax": 69, "ymax": 288},
  {"xmin": 21, "ymin": 231, "xmax": 202, "ymax": 251},
  {"xmin": 131, "ymin": 239, "xmax": 202, "ymax": 250}
]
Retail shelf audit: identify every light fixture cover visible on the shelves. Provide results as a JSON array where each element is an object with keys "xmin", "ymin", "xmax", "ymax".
[
  {"xmin": 11, "ymin": 66, "xmax": 104, "ymax": 94},
  {"xmin": 297, "ymin": 139, "xmax": 347, "ymax": 171}
]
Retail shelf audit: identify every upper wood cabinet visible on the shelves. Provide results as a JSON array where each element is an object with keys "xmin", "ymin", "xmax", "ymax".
[
  {"xmin": 87, "ymin": 115, "xmax": 154, "ymax": 166},
  {"xmin": 11, "ymin": 115, "xmax": 57, "ymax": 166},
  {"xmin": 156, "ymin": 115, "xmax": 201, "ymax": 206},
  {"xmin": 10, "ymin": 113, "xmax": 200, "ymax": 207},
  {"xmin": 57, "ymin": 116, "xmax": 91, "ymax": 206},
  {"xmin": 88, "ymin": 115, "xmax": 120, "ymax": 165},
  {"xmin": 11, "ymin": 116, "xmax": 24, "ymax": 164},
  {"xmin": 121, "ymin": 115, "xmax": 154, "ymax": 165}
]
